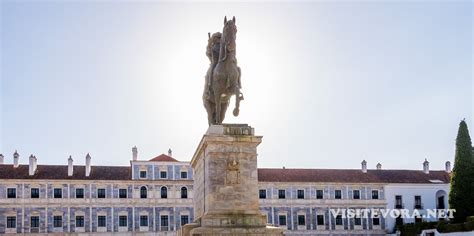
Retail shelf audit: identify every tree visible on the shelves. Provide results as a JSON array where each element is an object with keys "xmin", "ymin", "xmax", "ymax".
[{"xmin": 449, "ymin": 120, "xmax": 474, "ymax": 222}]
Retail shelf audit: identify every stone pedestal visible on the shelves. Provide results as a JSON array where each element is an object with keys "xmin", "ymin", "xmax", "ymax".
[{"xmin": 181, "ymin": 124, "xmax": 283, "ymax": 236}]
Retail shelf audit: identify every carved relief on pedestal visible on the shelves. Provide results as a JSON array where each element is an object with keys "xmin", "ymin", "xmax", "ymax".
[{"xmin": 225, "ymin": 158, "xmax": 240, "ymax": 185}]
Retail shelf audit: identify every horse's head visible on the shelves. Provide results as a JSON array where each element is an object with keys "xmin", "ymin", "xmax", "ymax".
[
  {"xmin": 206, "ymin": 32, "xmax": 222, "ymax": 63},
  {"xmin": 222, "ymin": 16, "xmax": 237, "ymax": 53}
]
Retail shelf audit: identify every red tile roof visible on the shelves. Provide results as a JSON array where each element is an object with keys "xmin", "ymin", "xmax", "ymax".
[
  {"xmin": 0, "ymin": 164, "xmax": 130, "ymax": 180},
  {"xmin": 0, "ymin": 164, "xmax": 451, "ymax": 184},
  {"xmin": 257, "ymin": 168, "xmax": 451, "ymax": 184},
  {"xmin": 149, "ymin": 154, "xmax": 179, "ymax": 162}
]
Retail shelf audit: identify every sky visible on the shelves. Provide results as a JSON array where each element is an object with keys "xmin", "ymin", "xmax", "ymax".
[{"xmin": 0, "ymin": 1, "xmax": 472, "ymax": 170}]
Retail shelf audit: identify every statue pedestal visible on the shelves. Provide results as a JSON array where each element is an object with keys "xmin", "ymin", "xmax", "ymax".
[{"xmin": 180, "ymin": 124, "xmax": 283, "ymax": 236}]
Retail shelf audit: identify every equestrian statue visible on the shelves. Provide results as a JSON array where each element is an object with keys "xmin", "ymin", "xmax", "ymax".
[{"xmin": 203, "ymin": 16, "xmax": 243, "ymax": 126}]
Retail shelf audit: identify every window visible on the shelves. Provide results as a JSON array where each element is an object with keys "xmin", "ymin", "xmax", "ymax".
[
  {"xmin": 415, "ymin": 196, "xmax": 422, "ymax": 209},
  {"xmin": 297, "ymin": 190, "xmax": 304, "ymax": 199},
  {"xmin": 7, "ymin": 216, "xmax": 16, "ymax": 228},
  {"xmin": 7, "ymin": 188, "xmax": 16, "ymax": 198},
  {"xmin": 54, "ymin": 188, "xmax": 62, "ymax": 198},
  {"xmin": 395, "ymin": 195, "xmax": 402, "ymax": 208},
  {"xmin": 335, "ymin": 215, "xmax": 343, "ymax": 225},
  {"xmin": 181, "ymin": 215, "xmax": 189, "ymax": 226},
  {"xmin": 140, "ymin": 186, "xmax": 147, "ymax": 199},
  {"xmin": 76, "ymin": 188, "xmax": 84, "ymax": 198},
  {"xmin": 317, "ymin": 215, "xmax": 324, "ymax": 225},
  {"xmin": 353, "ymin": 190, "xmax": 360, "ymax": 199},
  {"xmin": 181, "ymin": 187, "xmax": 188, "ymax": 199},
  {"xmin": 140, "ymin": 215, "xmax": 148, "ymax": 227},
  {"xmin": 415, "ymin": 215, "xmax": 422, "ymax": 223},
  {"xmin": 76, "ymin": 216, "xmax": 84, "ymax": 227},
  {"xmin": 139, "ymin": 170, "xmax": 147, "ymax": 179},
  {"xmin": 160, "ymin": 215, "xmax": 169, "ymax": 230},
  {"xmin": 181, "ymin": 171, "xmax": 188, "ymax": 179},
  {"xmin": 371, "ymin": 190, "xmax": 379, "ymax": 200},
  {"xmin": 160, "ymin": 186, "xmax": 167, "ymax": 199},
  {"xmin": 278, "ymin": 190, "xmax": 285, "ymax": 199},
  {"xmin": 259, "ymin": 189, "xmax": 266, "ymax": 199},
  {"xmin": 53, "ymin": 216, "xmax": 62, "ymax": 228},
  {"xmin": 355, "ymin": 216, "xmax": 362, "ymax": 225},
  {"xmin": 31, "ymin": 216, "xmax": 39, "ymax": 228},
  {"xmin": 316, "ymin": 190, "xmax": 323, "ymax": 199},
  {"xmin": 297, "ymin": 215, "xmax": 305, "ymax": 226},
  {"xmin": 278, "ymin": 215, "xmax": 287, "ymax": 226},
  {"xmin": 31, "ymin": 188, "xmax": 39, "ymax": 198},
  {"xmin": 119, "ymin": 216, "xmax": 127, "ymax": 227},
  {"xmin": 335, "ymin": 190, "xmax": 342, "ymax": 199},
  {"xmin": 372, "ymin": 213, "xmax": 380, "ymax": 225},
  {"xmin": 160, "ymin": 171, "xmax": 167, "ymax": 179},
  {"xmin": 98, "ymin": 216, "xmax": 106, "ymax": 227},
  {"xmin": 97, "ymin": 188, "xmax": 106, "ymax": 198},
  {"xmin": 119, "ymin": 189, "xmax": 127, "ymax": 198},
  {"xmin": 395, "ymin": 216, "xmax": 403, "ymax": 226}
]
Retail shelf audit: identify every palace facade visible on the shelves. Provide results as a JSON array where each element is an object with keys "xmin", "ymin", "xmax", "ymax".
[{"xmin": 0, "ymin": 150, "xmax": 451, "ymax": 235}]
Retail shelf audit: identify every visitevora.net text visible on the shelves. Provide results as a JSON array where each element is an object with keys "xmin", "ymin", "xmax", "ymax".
[{"xmin": 329, "ymin": 208, "xmax": 456, "ymax": 219}]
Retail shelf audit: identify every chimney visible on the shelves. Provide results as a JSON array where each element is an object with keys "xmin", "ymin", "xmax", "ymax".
[
  {"xmin": 68, "ymin": 156, "xmax": 74, "ymax": 176},
  {"xmin": 423, "ymin": 158, "xmax": 429, "ymax": 174},
  {"xmin": 132, "ymin": 146, "xmax": 138, "ymax": 161},
  {"xmin": 168, "ymin": 148, "xmax": 172, "ymax": 157},
  {"xmin": 376, "ymin": 163, "xmax": 382, "ymax": 170},
  {"xmin": 29, "ymin": 155, "xmax": 37, "ymax": 176},
  {"xmin": 13, "ymin": 151, "xmax": 19, "ymax": 168},
  {"xmin": 445, "ymin": 161, "xmax": 451, "ymax": 173},
  {"xmin": 85, "ymin": 153, "xmax": 91, "ymax": 177},
  {"xmin": 0, "ymin": 154, "xmax": 4, "ymax": 164},
  {"xmin": 361, "ymin": 160, "xmax": 367, "ymax": 173},
  {"xmin": 33, "ymin": 156, "xmax": 37, "ymax": 172}
]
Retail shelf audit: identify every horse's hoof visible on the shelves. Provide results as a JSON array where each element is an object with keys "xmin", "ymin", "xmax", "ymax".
[{"xmin": 233, "ymin": 109, "xmax": 239, "ymax": 116}]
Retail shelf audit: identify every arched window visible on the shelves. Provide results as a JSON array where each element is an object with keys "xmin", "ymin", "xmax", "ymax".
[
  {"xmin": 181, "ymin": 187, "xmax": 188, "ymax": 199},
  {"xmin": 160, "ymin": 186, "xmax": 167, "ymax": 199},
  {"xmin": 140, "ymin": 186, "xmax": 147, "ymax": 199}
]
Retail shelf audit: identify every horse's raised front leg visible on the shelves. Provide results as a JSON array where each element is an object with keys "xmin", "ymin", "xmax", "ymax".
[
  {"xmin": 233, "ymin": 92, "xmax": 244, "ymax": 116},
  {"xmin": 233, "ymin": 67, "xmax": 243, "ymax": 117}
]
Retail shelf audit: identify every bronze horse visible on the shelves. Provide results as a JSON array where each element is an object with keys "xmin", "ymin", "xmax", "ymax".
[{"xmin": 203, "ymin": 16, "xmax": 243, "ymax": 125}]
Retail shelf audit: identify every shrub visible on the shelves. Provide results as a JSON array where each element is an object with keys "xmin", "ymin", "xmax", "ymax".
[
  {"xmin": 399, "ymin": 222, "xmax": 437, "ymax": 236},
  {"xmin": 464, "ymin": 220, "xmax": 474, "ymax": 231},
  {"xmin": 438, "ymin": 222, "xmax": 464, "ymax": 233},
  {"xmin": 399, "ymin": 220, "xmax": 474, "ymax": 235}
]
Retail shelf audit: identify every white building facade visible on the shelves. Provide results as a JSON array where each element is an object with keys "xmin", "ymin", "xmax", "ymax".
[{"xmin": 0, "ymin": 151, "xmax": 451, "ymax": 235}]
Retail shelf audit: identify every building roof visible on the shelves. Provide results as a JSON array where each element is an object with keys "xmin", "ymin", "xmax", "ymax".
[
  {"xmin": 257, "ymin": 168, "xmax": 451, "ymax": 184},
  {"xmin": 0, "ymin": 164, "xmax": 450, "ymax": 184},
  {"xmin": 0, "ymin": 164, "xmax": 130, "ymax": 180},
  {"xmin": 149, "ymin": 154, "xmax": 179, "ymax": 162}
]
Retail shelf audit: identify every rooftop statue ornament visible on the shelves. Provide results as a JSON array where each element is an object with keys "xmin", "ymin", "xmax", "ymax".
[{"xmin": 203, "ymin": 16, "xmax": 243, "ymax": 126}]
